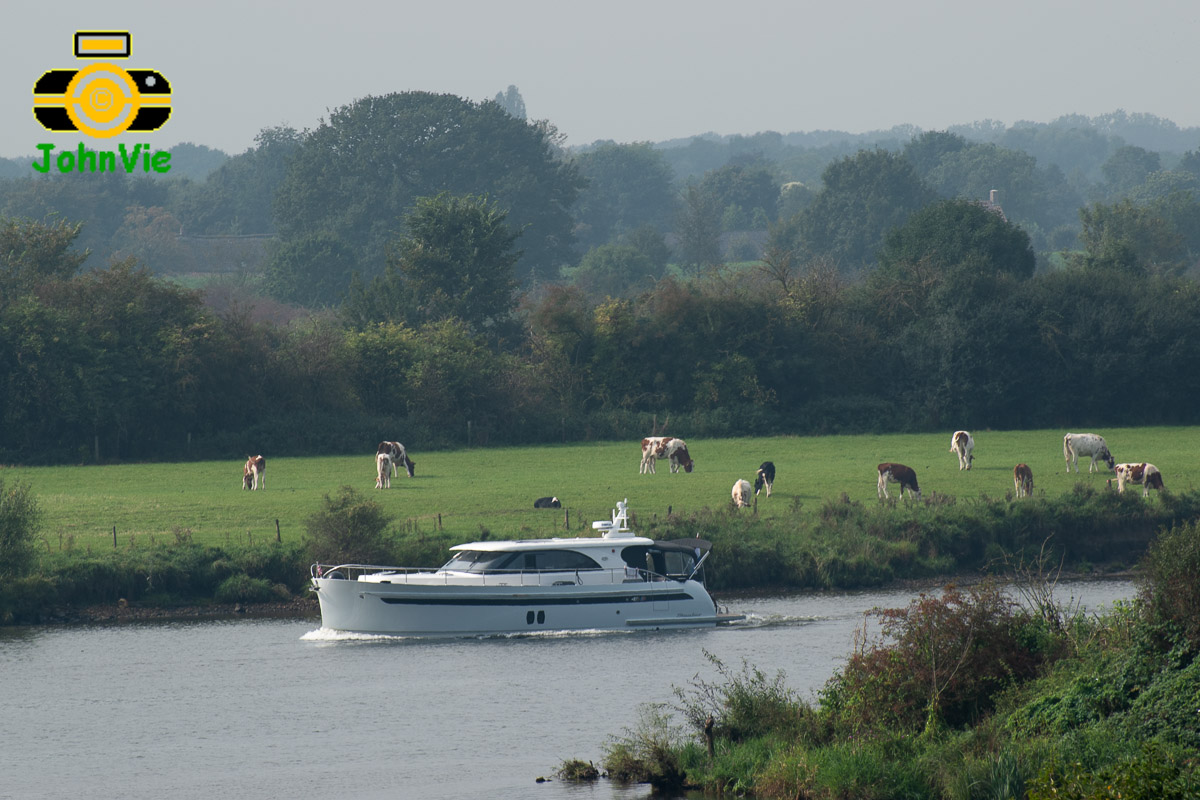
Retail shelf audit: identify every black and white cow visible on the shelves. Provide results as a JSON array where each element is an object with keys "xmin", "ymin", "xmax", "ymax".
[
  {"xmin": 1063, "ymin": 433, "xmax": 1115, "ymax": 473},
  {"xmin": 754, "ymin": 461, "xmax": 775, "ymax": 497},
  {"xmin": 377, "ymin": 441, "xmax": 415, "ymax": 478},
  {"xmin": 534, "ymin": 496, "xmax": 562, "ymax": 508},
  {"xmin": 1109, "ymin": 463, "xmax": 1164, "ymax": 497},
  {"xmin": 950, "ymin": 431, "xmax": 974, "ymax": 470},
  {"xmin": 1013, "ymin": 463, "xmax": 1034, "ymax": 498},
  {"xmin": 242, "ymin": 455, "xmax": 265, "ymax": 491},
  {"xmin": 877, "ymin": 463, "xmax": 921, "ymax": 501}
]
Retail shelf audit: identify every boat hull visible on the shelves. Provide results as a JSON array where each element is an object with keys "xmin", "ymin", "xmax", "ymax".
[{"xmin": 312, "ymin": 576, "xmax": 725, "ymax": 636}]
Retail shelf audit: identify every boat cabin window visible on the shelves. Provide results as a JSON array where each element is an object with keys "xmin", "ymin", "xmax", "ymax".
[
  {"xmin": 440, "ymin": 549, "xmax": 601, "ymax": 573},
  {"xmin": 508, "ymin": 550, "xmax": 602, "ymax": 572},
  {"xmin": 620, "ymin": 545, "xmax": 698, "ymax": 578}
]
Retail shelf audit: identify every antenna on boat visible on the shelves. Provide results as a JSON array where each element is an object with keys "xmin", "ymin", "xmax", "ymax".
[{"xmin": 594, "ymin": 498, "xmax": 633, "ymax": 538}]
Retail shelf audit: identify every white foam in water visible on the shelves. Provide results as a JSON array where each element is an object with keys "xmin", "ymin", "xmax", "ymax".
[{"xmin": 300, "ymin": 626, "xmax": 639, "ymax": 642}]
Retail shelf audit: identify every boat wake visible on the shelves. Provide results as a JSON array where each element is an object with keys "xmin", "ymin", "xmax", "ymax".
[
  {"xmin": 300, "ymin": 626, "xmax": 641, "ymax": 643},
  {"xmin": 732, "ymin": 612, "xmax": 823, "ymax": 629}
]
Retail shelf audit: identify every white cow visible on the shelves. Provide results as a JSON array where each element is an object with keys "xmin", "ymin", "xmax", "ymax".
[
  {"xmin": 1110, "ymin": 463, "xmax": 1164, "ymax": 497},
  {"xmin": 732, "ymin": 479, "xmax": 752, "ymax": 508},
  {"xmin": 949, "ymin": 431, "xmax": 974, "ymax": 470},
  {"xmin": 375, "ymin": 452, "xmax": 393, "ymax": 489},
  {"xmin": 1063, "ymin": 433, "xmax": 1115, "ymax": 473}
]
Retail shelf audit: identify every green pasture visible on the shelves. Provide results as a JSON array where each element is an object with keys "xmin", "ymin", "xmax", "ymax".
[{"xmin": 5, "ymin": 426, "xmax": 1196, "ymax": 552}]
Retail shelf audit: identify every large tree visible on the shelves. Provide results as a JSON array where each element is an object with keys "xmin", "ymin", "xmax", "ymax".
[
  {"xmin": 343, "ymin": 193, "xmax": 521, "ymax": 333},
  {"xmin": 572, "ymin": 142, "xmax": 676, "ymax": 250},
  {"xmin": 675, "ymin": 185, "xmax": 723, "ymax": 271},
  {"xmin": 273, "ymin": 91, "xmax": 581, "ymax": 286},
  {"xmin": 797, "ymin": 149, "xmax": 937, "ymax": 270},
  {"xmin": 696, "ymin": 160, "xmax": 779, "ymax": 230},
  {"xmin": 877, "ymin": 198, "xmax": 1036, "ymax": 282},
  {"xmin": 173, "ymin": 126, "xmax": 301, "ymax": 235}
]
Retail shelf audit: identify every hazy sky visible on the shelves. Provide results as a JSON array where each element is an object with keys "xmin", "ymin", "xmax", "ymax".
[{"xmin": 5, "ymin": 0, "xmax": 1200, "ymax": 161}]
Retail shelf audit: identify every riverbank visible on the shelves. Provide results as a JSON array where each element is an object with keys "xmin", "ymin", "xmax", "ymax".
[
  {"xmin": 35, "ymin": 595, "xmax": 321, "ymax": 626},
  {"xmin": 594, "ymin": 523, "xmax": 1200, "ymax": 799}
]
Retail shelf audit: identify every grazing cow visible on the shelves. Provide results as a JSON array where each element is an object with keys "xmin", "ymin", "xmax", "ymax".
[
  {"xmin": 657, "ymin": 437, "xmax": 694, "ymax": 473},
  {"xmin": 754, "ymin": 461, "xmax": 775, "ymax": 497},
  {"xmin": 732, "ymin": 479, "xmax": 752, "ymax": 508},
  {"xmin": 377, "ymin": 441, "xmax": 415, "ymax": 478},
  {"xmin": 1109, "ymin": 463, "xmax": 1165, "ymax": 497},
  {"xmin": 1063, "ymin": 433, "xmax": 1115, "ymax": 473},
  {"xmin": 242, "ymin": 455, "xmax": 265, "ymax": 491},
  {"xmin": 1014, "ymin": 463, "xmax": 1034, "ymax": 498},
  {"xmin": 877, "ymin": 463, "xmax": 921, "ymax": 501},
  {"xmin": 375, "ymin": 452, "xmax": 392, "ymax": 489},
  {"xmin": 533, "ymin": 496, "xmax": 562, "ymax": 508},
  {"xmin": 950, "ymin": 431, "xmax": 975, "ymax": 470},
  {"xmin": 640, "ymin": 436, "xmax": 669, "ymax": 474}
]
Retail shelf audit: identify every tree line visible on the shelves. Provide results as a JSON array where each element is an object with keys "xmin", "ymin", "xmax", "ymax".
[
  {"xmin": 3, "ymin": 189, "xmax": 1199, "ymax": 464},
  {"xmin": 2, "ymin": 91, "xmax": 1200, "ymax": 463}
]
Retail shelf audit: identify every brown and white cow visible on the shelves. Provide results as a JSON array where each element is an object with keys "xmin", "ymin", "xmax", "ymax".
[
  {"xmin": 1109, "ymin": 462, "xmax": 1164, "ymax": 497},
  {"xmin": 877, "ymin": 463, "xmax": 920, "ymax": 501},
  {"xmin": 657, "ymin": 437, "xmax": 694, "ymax": 473},
  {"xmin": 242, "ymin": 455, "xmax": 265, "ymax": 491},
  {"xmin": 950, "ymin": 430, "xmax": 975, "ymax": 470},
  {"xmin": 375, "ymin": 452, "xmax": 392, "ymax": 489},
  {"xmin": 732, "ymin": 479, "xmax": 752, "ymax": 508},
  {"xmin": 1063, "ymin": 433, "xmax": 1115, "ymax": 473},
  {"xmin": 1014, "ymin": 463, "xmax": 1034, "ymax": 498},
  {"xmin": 377, "ymin": 441, "xmax": 415, "ymax": 478},
  {"xmin": 640, "ymin": 436, "xmax": 668, "ymax": 474}
]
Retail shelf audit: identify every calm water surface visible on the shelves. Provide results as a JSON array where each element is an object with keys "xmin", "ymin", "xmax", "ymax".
[{"xmin": 0, "ymin": 579, "xmax": 1134, "ymax": 800}]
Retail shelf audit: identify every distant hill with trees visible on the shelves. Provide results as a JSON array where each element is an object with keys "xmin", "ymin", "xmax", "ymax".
[{"xmin": 2, "ymin": 98, "xmax": 1199, "ymax": 462}]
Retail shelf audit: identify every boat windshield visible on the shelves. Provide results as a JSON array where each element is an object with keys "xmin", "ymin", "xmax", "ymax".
[{"xmin": 439, "ymin": 550, "xmax": 518, "ymax": 573}]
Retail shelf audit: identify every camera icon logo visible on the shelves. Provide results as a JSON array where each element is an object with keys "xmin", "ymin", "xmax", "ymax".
[{"xmin": 32, "ymin": 31, "xmax": 172, "ymax": 139}]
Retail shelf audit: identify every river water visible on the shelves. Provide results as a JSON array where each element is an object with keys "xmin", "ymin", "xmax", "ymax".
[{"xmin": 0, "ymin": 579, "xmax": 1135, "ymax": 800}]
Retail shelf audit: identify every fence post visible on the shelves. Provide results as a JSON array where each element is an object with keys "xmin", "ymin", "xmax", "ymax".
[
  {"xmin": 275, "ymin": 519, "xmax": 281, "ymax": 543},
  {"xmin": 112, "ymin": 526, "xmax": 116, "ymax": 548}
]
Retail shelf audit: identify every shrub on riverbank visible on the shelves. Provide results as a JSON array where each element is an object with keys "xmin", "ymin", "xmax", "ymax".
[
  {"xmin": 600, "ymin": 522, "xmax": 1200, "ymax": 798},
  {"xmin": 643, "ymin": 487, "xmax": 1200, "ymax": 592},
  {"xmin": 0, "ymin": 541, "xmax": 311, "ymax": 624}
]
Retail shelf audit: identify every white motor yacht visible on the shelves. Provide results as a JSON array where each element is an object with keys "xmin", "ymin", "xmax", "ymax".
[{"xmin": 310, "ymin": 499, "xmax": 742, "ymax": 636}]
